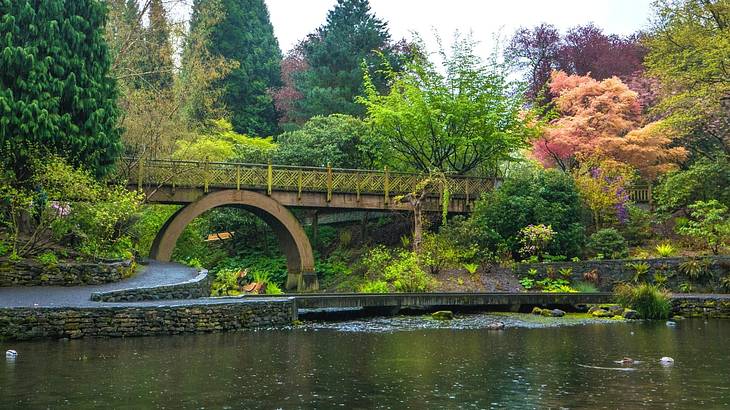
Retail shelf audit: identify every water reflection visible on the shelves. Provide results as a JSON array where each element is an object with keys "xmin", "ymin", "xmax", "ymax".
[{"xmin": 1, "ymin": 316, "xmax": 728, "ymax": 409}]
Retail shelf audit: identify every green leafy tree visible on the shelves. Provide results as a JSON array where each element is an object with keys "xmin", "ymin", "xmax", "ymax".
[
  {"xmin": 644, "ymin": 0, "xmax": 730, "ymax": 158},
  {"xmin": 0, "ymin": 0, "xmax": 122, "ymax": 179},
  {"xmin": 360, "ymin": 35, "xmax": 537, "ymax": 175},
  {"xmin": 678, "ymin": 200, "xmax": 730, "ymax": 254},
  {"xmin": 654, "ymin": 157, "xmax": 730, "ymax": 213},
  {"xmin": 273, "ymin": 114, "xmax": 378, "ymax": 168},
  {"xmin": 173, "ymin": 119, "xmax": 276, "ymax": 162},
  {"xmin": 292, "ymin": 0, "xmax": 405, "ymax": 121},
  {"xmin": 193, "ymin": 0, "xmax": 282, "ymax": 135}
]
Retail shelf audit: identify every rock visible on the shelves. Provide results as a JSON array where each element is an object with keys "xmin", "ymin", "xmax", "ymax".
[
  {"xmin": 540, "ymin": 309, "xmax": 554, "ymax": 317},
  {"xmin": 574, "ymin": 304, "xmax": 589, "ymax": 313},
  {"xmin": 587, "ymin": 306, "xmax": 599, "ymax": 314},
  {"xmin": 531, "ymin": 307, "xmax": 543, "ymax": 315},
  {"xmin": 672, "ymin": 315, "xmax": 685, "ymax": 321},
  {"xmin": 659, "ymin": 357, "xmax": 675, "ymax": 365},
  {"xmin": 431, "ymin": 311, "xmax": 454, "ymax": 320},
  {"xmin": 611, "ymin": 315, "xmax": 624, "ymax": 320},
  {"xmin": 551, "ymin": 309, "xmax": 566, "ymax": 317},
  {"xmin": 591, "ymin": 309, "xmax": 613, "ymax": 318},
  {"xmin": 622, "ymin": 309, "xmax": 639, "ymax": 320},
  {"xmin": 486, "ymin": 321, "xmax": 505, "ymax": 330}
]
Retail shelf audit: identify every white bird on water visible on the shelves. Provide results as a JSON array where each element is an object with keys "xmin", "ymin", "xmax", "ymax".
[{"xmin": 6, "ymin": 350, "xmax": 18, "ymax": 359}]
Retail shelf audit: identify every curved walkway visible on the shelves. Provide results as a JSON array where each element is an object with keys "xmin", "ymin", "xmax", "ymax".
[{"xmin": 0, "ymin": 261, "xmax": 200, "ymax": 307}]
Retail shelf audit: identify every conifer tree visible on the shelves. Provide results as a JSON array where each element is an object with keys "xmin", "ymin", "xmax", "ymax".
[
  {"xmin": 293, "ymin": 0, "xmax": 398, "ymax": 121},
  {"xmin": 192, "ymin": 0, "xmax": 282, "ymax": 136},
  {"xmin": 0, "ymin": 0, "xmax": 121, "ymax": 179},
  {"xmin": 145, "ymin": 0, "xmax": 174, "ymax": 89}
]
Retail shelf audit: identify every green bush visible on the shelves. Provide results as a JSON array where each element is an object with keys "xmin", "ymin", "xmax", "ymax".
[
  {"xmin": 466, "ymin": 167, "xmax": 586, "ymax": 260},
  {"xmin": 419, "ymin": 232, "xmax": 476, "ymax": 274},
  {"xmin": 654, "ymin": 157, "xmax": 730, "ymax": 214},
  {"xmin": 359, "ymin": 247, "xmax": 436, "ymax": 293},
  {"xmin": 358, "ymin": 280, "xmax": 390, "ymax": 293},
  {"xmin": 573, "ymin": 281, "xmax": 599, "ymax": 293},
  {"xmin": 621, "ymin": 205, "xmax": 654, "ymax": 246},
  {"xmin": 614, "ymin": 283, "xmax": 671, "ymax": 319},
  {"xmin": 383, "ymin": 251, "xmax": 435, "ymax": 293},
  {"xmin": 37, "ymin": 251, "xmax": 58, "ymax": 266},
  {"xmin": 677, "ymin": 200, "xmax": 730, "ymax": 255},
  {"xmin": 588, "ymin": 228, "xmax": 628, "ymax": 259}
]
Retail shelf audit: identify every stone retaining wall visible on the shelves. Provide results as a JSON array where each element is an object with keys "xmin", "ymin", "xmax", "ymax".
[
  {"xmin": 672, "ymin": 296, "xmax": 730, "ymax": 319},
  {"xmin": 514, "ymin": 256, "xmax": 730, "ymax": 292},
  {"xmin": 90, "ymin": 270, "xmax": 211, "ymax": 302},
  {"xmin": 0, "ymin": 259, "xmax": 134, "ymax": 287},
  {"xmin": 0, "ymin": 299, "xmax": 296, "ymax": 341}
]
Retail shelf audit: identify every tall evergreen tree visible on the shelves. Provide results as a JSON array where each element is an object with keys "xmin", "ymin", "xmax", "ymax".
[
  {"xmin": 192, "ymin": 0, "xmax": 282, "ymax": 136},
  {"xmin": 292, "ymin": 0, "xmax": 400, "ymax": 121},
  {"xmin": 145, "ymin": 0, "xmax": 174, "ymax": 89},
  {"xmin": 0, "ymin": 0, "xmax": 121, "ymax": 179}
]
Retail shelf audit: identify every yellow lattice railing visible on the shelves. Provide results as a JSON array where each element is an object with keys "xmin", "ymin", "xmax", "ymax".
[{"xmin": 115, "ymin": 158, "xmax": 497, "ymax": 200}]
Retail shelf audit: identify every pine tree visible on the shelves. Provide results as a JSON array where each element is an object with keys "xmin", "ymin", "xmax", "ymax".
[
  {"xmin": 292, "ymin": 0, "xmax": 397, "ymax": 121},
  {"xmin": 0, "ymin": 0, "xmax": 121, "ymax": 179},
  {"xmin": 145, "ymin": 0, "xmax": 174, "ymax": 89},
  {"xmin": 192, "ymin": 0, "xmax": 282, "ymax": 136}
]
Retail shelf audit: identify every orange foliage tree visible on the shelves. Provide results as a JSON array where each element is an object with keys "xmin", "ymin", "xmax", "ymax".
[{"xmin": 533, "ymin": 71, "xmax": 686, "ymax": 179}]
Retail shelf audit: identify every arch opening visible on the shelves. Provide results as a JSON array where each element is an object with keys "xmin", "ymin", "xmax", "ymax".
[{"xmin": 149, "ymin": 190, "xmax": 318, "ymax": 291}]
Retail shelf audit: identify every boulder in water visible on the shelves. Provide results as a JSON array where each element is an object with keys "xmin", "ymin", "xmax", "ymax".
[
  {"xmin": 431, "ymin": 311, "xmax": 454, "ymax": 320},
  {"xmin": 622, "ymin": 309, "xmax": 639, "ymax": 320},
  {"xmin": 531, "ymin": 307, "xmax": 543, "ymax": 315},
  {"xmin": 486, "ymin": 321, "xmax": 505, "ymax": 330},
  {"xmin": 660, "ymin": 357, "xmax": 675, "ymax": 365}
]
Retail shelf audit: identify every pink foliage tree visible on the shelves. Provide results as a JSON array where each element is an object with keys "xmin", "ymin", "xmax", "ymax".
[{"xmin": 533, "ymin": 71, "xmax": 686, "ymax": 179}]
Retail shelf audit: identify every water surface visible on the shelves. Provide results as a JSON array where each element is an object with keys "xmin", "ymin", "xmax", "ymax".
[{"xmin": 2, "ymin": 315, "xmax": 728, "ymax": 409}]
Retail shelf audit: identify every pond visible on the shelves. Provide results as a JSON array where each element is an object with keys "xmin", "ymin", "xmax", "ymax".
[{"xmin": 1, "ymin": 314, "xmax": 728, "ymax": 409}]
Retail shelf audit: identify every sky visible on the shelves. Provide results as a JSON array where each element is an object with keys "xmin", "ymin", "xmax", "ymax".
[{"xmin": 265, "ymin": 0, "xmax": 655, "ymax": 55}]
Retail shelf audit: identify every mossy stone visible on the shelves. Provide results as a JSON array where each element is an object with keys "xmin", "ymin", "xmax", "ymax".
[{"xmin": 431, "ymin": 311, "xmax": 454, "ymax": 320}]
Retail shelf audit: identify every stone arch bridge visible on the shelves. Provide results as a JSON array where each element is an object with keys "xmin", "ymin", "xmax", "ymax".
[{"xmin": 116, "ymin": 158, "xmax": 651, "ymax": 291}]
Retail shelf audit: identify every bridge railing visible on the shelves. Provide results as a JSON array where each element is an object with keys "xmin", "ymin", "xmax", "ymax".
[{"xmin": 116, "ymin": 158, "xmax": 497, "ymax": 201}]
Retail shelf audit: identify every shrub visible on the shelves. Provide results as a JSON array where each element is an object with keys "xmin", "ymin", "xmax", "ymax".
[
  {"xmin": 613, "ymin": 283, "xmax": 671, "ymax": 319},
  {"xmin": 573, "ymin": 281, "xmax": 599, "ymax": 293},
  {"xmin": 654, "ymin": 157, "xmax": 730, "ymax": 214},
  {"xmin": 655, "ymin": 243, "xmax": 676, "ymax": 257},
  {"xmin": 419, "ymin": 232, "xmax": 475, "ymax": 275},
  {"xmin": 677, "ymin": 200, "xmax": 730, "ymax": 254},
  {"xmin": 358, "ymin": 280, "xmax": 390, "ymax": 293},
  {"xmin": 621, "ymin": 205, "xmax": 654, "ymax": 246},
  {"xmin": 626, "ymin": 261, "xmax": 650, "ymax": 283},
  {"xmin": 467, "ymin": 167, "xmax": 586, "ymax": 259},
  {"xmin": 383, "ymin": 251, "xmax": 435, "ymax": 293},
  {"xmin": 588, "ymin": 228, "xmax": 628, "ymax": 259},
  {"xmin": 518, "ymin": 224, "xmax": 556, "ymax": 260},
  {"xmin": 678, "ymin": 258, "xmax": 711, "ymax": 281},
  {"xmin": 37, "ymin": 251, "xmax": 58, "ymax": 266}
]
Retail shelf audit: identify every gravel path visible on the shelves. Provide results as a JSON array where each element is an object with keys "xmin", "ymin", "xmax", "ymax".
[{"xmin": 0, "ymin": 261, "xmax": 200, "ymax": 307}]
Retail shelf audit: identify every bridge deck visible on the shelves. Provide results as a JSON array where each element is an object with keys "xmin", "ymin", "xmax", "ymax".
[{"xmin": 248, "ymin": 292, "xmax": 615, "ymax": 310}]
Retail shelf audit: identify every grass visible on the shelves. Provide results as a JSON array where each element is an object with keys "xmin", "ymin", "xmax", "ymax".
[{"xmin": 613, "ymin": 283, "xmax": 671, "ymax": 320}]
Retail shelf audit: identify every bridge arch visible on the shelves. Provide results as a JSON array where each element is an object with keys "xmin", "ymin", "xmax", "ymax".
[{"xmin": 149, "ymin": 190, "xmax": 318, "ymax": 291}]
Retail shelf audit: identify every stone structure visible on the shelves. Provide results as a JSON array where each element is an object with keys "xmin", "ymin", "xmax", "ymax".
[
  {"xmin": 0, "ymin": 299, "xmax": 296, "ymax": 340},
  {"xmin": 90, "ymin": 270, "xmax": 212, "ymax": 302},
  {"xmin": 0, "ymin": 259, "xmax": 133, "ymax": 287},
  {"xmin": 514, "ymin": 256, "xmax": 730, "ymax": 292},
  {"xmin": 672, "ymin": 295, "xmax": 730, "ymax": 318}
]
